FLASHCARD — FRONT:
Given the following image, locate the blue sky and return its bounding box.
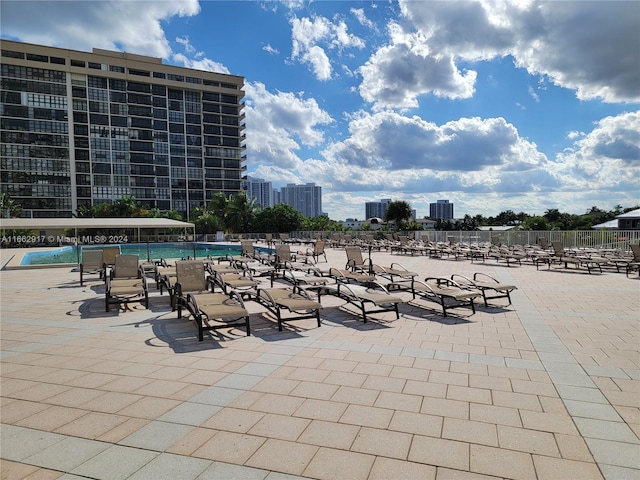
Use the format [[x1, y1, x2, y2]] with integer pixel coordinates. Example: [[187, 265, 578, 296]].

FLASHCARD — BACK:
[[2, 0, 639, 220]]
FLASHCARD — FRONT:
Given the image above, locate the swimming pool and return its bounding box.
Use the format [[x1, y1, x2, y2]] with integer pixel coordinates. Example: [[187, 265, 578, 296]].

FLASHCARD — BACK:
[[19, 242, 260, 266]]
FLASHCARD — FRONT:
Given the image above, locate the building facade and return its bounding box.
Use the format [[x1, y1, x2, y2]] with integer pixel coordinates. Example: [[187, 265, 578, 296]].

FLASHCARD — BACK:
[[280, 183, 322, 218], [430, 199, 454, 220], [365, 198, 391, 220], [0, 40, 246, 219], [244, 175, 273, 210]]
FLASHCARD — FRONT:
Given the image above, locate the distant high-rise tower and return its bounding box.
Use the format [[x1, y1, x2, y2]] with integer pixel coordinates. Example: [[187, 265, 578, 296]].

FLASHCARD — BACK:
[[430, 199, 453, 220], [244, 176, 273, 209], [280, 183, 322, 218], [365, 198, 391, 220]]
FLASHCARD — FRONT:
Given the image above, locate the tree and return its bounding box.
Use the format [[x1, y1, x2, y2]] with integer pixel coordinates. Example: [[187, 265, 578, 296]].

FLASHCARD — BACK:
[[253, 204, 304, 233], [385, 201, 412, 229], [302, 214, 343, 232], [207, 192, 229, 223], [226, 192, 257, 233], [111, 195, 142, 217], [0, 193, 23, 218], [193, 210, 223, 234]]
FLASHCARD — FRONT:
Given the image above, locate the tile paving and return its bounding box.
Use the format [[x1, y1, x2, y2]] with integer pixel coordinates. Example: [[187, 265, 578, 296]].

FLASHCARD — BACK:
[[1, 244, 639, 479]]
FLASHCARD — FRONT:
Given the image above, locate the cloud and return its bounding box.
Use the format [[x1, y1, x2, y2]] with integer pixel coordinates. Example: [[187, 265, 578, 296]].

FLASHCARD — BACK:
[[386, 0, 640, 105], [243, 82, 334, 169], [351, 8, 376, 31], [0, 0, 200, 58], [322, 112, 545, 173], [263, 44, 280, 55], [554, 111, 640, 191], [171, 52, 230, 75], [290, 14, 365, 80], [358, 23, 477, 110]]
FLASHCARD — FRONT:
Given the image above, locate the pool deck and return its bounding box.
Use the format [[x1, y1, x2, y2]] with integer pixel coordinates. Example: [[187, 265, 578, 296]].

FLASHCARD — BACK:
[[1, 245, 639, 479]]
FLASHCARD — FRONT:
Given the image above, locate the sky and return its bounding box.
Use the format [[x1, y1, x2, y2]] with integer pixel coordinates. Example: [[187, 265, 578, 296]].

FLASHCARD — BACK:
[[1, 0, 639, 221]]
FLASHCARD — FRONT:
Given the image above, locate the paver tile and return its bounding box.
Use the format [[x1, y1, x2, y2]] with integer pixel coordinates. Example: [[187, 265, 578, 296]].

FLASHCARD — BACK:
[[248, 414, 310, 441], [165, 427, 218, 456], [193, 431, 266, 464], [127, 452, 211, 480], [339, 404, 394, 429], [469, 444, 536, 480], [369, 457, 436, 480], [497, 425, 560, 456], [388, 410, 443, 437], [519, 410, 579, 435], [532, 455, 604, 480], [351, 427, 413, 459], [408, 435, 470, 470], [71, 444, 159, 480], [246, 439, 318, 476], [293, 398, 348, 422], [303, 447, 375, 480]]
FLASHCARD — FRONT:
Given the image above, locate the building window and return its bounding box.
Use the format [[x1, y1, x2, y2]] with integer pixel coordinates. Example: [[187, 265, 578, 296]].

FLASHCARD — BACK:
[[71, 59, 85, 67], [128, 68, 150, 77], [26, 53, 48, 62], [109, 65, 125, 73], [2, 49, 25, 59]]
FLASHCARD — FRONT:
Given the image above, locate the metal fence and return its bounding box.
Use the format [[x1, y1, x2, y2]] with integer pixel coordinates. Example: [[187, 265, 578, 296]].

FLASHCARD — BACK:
[[190, 230, 639, 251]]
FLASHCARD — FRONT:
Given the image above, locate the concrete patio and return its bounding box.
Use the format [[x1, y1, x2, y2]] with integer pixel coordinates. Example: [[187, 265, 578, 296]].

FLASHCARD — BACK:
[[1, 245, 639, 480]]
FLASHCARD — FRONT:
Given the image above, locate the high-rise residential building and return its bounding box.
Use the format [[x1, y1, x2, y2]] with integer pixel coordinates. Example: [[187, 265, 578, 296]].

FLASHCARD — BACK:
[[244, 175, 273, 209], [365, 198, 391, 220], [430, 199, 454, 220], [280, 183, 322, 218], [0, 40, 246, 219]]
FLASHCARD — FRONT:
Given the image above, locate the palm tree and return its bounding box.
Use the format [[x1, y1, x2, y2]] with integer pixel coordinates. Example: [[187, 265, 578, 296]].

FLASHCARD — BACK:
[[206, 192, 229, 224], [0, 193, 23, 218], [111, 195, 141, 217], [226, 192, 257, 233]]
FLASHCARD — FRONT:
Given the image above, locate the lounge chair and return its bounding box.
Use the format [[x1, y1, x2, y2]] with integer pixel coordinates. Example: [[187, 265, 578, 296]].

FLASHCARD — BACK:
[[304, 240, 327, 263], [450, 273, 517, 307], [280, 266, 331, 297], [345, 246, 372, 274], [232, 245, 276, 280], [101, 245, 121, 274], [485, 246, 524, 266], [409, 277, 481, 317], [328, 267, 377, 285], [256, 287, 322, 331], [80, 248, 104, 286], [173, 260, 214, 315], [318, 281, 403, 323], [371, 263, 417, 292], [372, 263, 418, 282], [544, 241, 607, 273], [181, 291, 250, 340], [105, 254, 148, 312], [211, 271, 259, 297], [274, 244, 308, 270]]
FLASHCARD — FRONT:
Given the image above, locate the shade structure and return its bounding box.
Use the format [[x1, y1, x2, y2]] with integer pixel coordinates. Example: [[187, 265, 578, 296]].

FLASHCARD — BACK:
[[0, 217, 196, 243]]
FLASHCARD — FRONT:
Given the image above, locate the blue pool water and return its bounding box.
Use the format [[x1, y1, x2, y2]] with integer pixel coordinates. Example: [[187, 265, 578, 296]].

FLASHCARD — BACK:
[[20, 242, 254, 265]]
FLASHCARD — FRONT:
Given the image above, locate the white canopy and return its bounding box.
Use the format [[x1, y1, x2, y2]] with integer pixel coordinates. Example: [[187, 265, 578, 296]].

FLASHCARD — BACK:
[[0, 218, 195, 242]]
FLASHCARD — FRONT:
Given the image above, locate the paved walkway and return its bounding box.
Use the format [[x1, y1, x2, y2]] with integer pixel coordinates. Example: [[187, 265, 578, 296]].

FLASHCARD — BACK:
[[1, 245, 639, 479]]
